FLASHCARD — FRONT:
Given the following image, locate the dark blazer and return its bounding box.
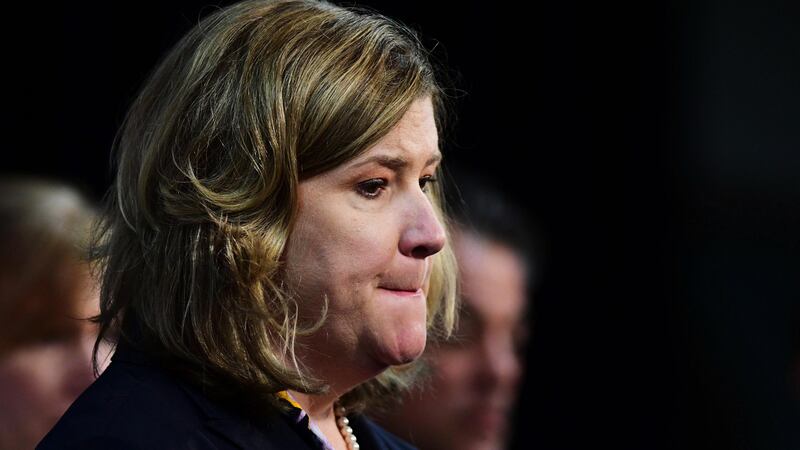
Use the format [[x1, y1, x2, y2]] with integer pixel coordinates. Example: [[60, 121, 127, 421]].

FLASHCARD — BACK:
[[38, 345, 415, 450]]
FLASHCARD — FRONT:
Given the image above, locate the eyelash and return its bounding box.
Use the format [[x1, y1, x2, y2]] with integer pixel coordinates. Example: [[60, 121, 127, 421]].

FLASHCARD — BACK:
[[355, 176, 437, 199], [420, 175, 437, 192], [356, 179, 387, 199]]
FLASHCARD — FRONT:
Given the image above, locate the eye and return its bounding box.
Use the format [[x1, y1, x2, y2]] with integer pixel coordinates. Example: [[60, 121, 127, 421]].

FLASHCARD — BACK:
[[419, 175, 437, 193], [356, 178, 387, 199]]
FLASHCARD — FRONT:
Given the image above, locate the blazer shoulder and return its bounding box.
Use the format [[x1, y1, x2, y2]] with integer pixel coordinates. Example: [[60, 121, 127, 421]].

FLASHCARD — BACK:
[[37, 360, 218, 449], [350, 415, 418, 450]]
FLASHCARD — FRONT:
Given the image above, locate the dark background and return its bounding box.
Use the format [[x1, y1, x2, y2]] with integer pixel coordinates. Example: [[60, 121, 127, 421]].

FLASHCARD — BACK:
[[5, 1, 799, 449]]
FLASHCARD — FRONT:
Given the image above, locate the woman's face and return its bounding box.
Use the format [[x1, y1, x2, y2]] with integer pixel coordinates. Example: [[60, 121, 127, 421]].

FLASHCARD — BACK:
[[284, 97, 445, 383]]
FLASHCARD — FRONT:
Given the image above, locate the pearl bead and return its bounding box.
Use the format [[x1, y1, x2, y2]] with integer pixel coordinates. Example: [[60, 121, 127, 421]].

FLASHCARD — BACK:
[[334, 402, 358, 450]]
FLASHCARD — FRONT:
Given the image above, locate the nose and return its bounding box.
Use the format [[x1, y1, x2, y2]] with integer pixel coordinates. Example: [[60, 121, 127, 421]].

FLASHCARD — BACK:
[[398, 191, 446, 259]]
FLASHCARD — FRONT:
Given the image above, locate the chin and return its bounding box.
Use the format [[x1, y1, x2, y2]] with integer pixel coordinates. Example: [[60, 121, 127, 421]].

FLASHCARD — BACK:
[[374, 325, 427, 367]]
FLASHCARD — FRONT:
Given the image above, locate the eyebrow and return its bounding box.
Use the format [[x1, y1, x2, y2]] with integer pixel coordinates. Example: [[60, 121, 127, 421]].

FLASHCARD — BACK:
[[350, 152, 442, 171]]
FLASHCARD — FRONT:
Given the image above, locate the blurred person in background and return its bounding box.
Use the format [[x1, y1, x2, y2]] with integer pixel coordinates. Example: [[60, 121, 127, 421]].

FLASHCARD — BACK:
[[374, 169, 541, 450], [0, 178, 103, 450]]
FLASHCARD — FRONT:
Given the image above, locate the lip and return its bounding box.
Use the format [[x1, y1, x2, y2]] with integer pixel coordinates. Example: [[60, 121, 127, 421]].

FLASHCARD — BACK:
[[378, 287, 424, 297]]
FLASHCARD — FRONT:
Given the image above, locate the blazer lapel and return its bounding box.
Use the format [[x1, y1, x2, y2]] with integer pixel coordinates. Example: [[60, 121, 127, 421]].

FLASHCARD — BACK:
[[177, 377, 314, 449]]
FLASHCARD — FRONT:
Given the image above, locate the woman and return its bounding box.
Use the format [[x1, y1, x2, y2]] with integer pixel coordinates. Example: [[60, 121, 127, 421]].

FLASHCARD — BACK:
[[39, 1, 456, 449], [0, 179, 102, 450]]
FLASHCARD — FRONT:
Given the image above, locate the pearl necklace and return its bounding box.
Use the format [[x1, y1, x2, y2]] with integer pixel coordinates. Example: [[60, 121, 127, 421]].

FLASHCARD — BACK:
[[334, 403, 359, 450]]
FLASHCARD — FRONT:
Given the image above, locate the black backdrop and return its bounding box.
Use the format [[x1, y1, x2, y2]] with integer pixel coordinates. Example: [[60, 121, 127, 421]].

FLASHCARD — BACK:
[[5, 1, 800, 449]]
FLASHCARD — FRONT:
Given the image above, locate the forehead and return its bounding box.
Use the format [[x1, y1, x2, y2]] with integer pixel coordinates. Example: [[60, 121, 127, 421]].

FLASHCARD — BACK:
[[348, 97, 441, 167], [454, 231, 528, 321]]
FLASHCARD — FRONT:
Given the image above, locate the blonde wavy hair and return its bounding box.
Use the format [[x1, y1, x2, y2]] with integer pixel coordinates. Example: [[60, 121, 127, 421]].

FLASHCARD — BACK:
[[91, 0, 457, 411]]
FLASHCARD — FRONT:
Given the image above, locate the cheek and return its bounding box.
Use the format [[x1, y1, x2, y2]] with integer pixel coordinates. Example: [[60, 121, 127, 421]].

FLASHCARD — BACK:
[[336, 229, 392, 276], [290, 215, 396, 293], [287, 183, 403, 318], [338, 212, 397, 258]]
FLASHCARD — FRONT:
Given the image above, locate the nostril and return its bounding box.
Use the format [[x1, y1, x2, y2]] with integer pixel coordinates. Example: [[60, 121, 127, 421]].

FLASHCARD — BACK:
[[411, 245, 434, 259], [408, 230, 445, 259]]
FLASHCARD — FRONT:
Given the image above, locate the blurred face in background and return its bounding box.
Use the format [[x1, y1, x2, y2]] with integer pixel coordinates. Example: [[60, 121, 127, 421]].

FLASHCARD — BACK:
[[0, 262, 103, 450], [379, 229, 529, 450]]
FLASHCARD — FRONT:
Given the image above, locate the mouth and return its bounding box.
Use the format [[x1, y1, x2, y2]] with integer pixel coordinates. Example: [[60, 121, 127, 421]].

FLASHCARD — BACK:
[[378, 286, 424, 297], [378, 268, 427, 298]]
